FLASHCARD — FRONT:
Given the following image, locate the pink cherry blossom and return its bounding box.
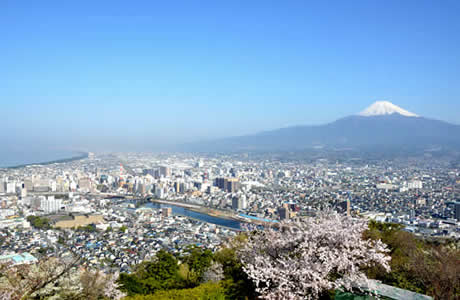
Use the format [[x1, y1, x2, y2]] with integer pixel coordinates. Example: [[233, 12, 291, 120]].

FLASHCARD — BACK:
[[238, 213, 390, 299]]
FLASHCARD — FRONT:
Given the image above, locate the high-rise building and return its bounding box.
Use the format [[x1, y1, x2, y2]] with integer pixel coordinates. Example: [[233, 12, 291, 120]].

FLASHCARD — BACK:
[[278, 207, 289, 220], [78, 178, 91, 192], [232, 197, 239, 210], [50, 181, 57, 192], [137, 183, 146, 195], [31, 197, 42, 209], [162, 207, 172, 217], [155, 186, 166, 199], [216, 177, 240, 193], [34, 179, 50, 192], [159, 166, 171, 178], [20, 188, 27, 198], [232, 196, 246, 210], [240, 195, 247, 210], [40, 196, 62, 214], [23, 179, 33, 191], [226, 178, 240, 193], [455, 202, 460, 221], [215, 177, 226, 190], [174, 182, 185, 194], [6, 182, 16, 194]]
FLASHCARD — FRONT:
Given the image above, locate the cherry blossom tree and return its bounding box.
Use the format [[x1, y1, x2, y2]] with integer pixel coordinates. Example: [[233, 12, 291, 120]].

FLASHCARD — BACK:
[[79, 269, 126, 300], [238, 213, 391, 299], [0, 256, 125, 300], [201, 261, 224, 283], [0, 256, 80, 300]]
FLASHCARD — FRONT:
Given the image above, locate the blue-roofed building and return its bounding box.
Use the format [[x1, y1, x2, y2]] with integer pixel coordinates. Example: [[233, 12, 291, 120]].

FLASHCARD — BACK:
[[239, 213, 279, 223], [0, 252, 38, 265]]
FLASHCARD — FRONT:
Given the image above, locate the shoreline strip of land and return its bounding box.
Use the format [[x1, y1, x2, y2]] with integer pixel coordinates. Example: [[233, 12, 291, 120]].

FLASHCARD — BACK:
[[3, 152, 89, 169]]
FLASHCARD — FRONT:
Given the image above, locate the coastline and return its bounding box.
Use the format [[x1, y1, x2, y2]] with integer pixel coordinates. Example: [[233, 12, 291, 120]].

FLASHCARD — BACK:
[[3, 151, 89, 169]]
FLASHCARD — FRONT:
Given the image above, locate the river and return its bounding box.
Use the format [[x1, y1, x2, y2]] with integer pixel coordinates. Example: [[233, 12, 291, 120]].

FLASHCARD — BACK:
[[141, 202, 242, 230]]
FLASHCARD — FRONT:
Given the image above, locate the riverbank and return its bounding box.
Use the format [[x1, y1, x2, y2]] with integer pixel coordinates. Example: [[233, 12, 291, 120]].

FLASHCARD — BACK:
[[145, 201, 243, 230], [149, 199, 278, 227], [151, 199, 241, 221], [4, 151, 88, 169]]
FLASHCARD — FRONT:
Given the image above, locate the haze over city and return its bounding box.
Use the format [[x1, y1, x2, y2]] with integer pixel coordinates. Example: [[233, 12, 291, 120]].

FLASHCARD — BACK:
[[2, 1, 460, 153], [1, 2, 460, 300]]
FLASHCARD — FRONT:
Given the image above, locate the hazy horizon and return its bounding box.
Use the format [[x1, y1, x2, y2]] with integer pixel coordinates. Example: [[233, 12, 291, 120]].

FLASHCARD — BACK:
[[2, 1, 460, 152]]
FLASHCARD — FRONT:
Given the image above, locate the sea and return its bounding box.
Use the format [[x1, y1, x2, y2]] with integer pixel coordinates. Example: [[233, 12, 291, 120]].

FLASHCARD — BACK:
[[0, 149, 85, 168]]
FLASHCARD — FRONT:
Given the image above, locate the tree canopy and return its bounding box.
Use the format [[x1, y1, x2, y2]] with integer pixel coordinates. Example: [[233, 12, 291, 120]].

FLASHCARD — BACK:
[[238, 213, 391, 299], [364, 220, 460, 300], [26, 216, 51, 230]]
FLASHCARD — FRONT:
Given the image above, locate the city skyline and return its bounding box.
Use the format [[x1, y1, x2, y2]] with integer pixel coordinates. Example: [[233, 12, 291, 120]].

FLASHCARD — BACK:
[[1, 2, 459, 296]]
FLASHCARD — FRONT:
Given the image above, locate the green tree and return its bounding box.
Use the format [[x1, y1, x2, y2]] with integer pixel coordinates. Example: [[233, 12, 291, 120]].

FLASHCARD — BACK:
[[118, 240, 258, 299], [180, 246, 214, 287], [57, 236, 66, 245], [364, 220, 460, 299], [118, 273, 146, 295], [214, 235, 258, 300], [27, 216, 51, 230], [76, 224, 97, 232], [118, 250, 185, 295], [124, 282, 225, 300]]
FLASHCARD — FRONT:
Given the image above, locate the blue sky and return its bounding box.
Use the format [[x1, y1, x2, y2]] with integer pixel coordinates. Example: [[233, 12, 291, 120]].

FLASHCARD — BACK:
[[1, 1, 459, 151]]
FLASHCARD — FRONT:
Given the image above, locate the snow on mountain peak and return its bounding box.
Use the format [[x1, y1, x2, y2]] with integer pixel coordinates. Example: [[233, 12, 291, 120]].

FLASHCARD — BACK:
[[359, 101, 418, 117]]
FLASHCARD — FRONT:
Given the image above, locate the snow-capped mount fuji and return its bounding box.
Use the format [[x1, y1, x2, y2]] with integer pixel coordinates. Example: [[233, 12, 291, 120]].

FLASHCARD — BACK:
[[359, 101, 418, 117], [182, 101, 460, 153]]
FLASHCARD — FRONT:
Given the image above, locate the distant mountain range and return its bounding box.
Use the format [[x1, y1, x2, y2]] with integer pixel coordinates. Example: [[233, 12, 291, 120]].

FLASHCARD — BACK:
[[183, 101, 460, 153]]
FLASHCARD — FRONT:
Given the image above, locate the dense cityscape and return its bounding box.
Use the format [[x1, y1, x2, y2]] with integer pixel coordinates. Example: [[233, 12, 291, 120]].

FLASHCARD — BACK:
[[1, 152, 459, 275], [2, 1, 460, 298]]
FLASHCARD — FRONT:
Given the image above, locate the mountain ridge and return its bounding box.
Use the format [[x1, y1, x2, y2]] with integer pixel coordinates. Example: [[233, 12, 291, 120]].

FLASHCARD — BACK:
[[182, 102, 460, 153]]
